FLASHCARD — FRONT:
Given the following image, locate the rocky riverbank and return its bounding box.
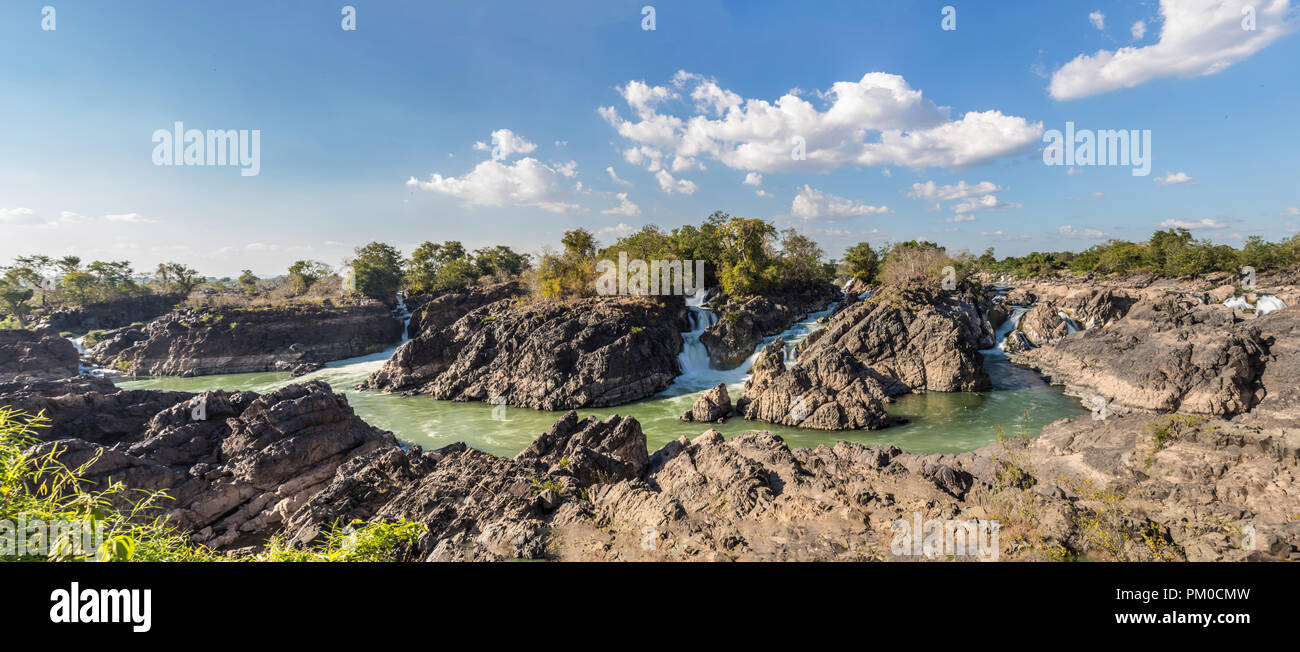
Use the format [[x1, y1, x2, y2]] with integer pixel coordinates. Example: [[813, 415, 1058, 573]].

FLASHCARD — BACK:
[[361, 295, 686, 409], [7, 365, 1295, 560], [84, 303, 403, 377]]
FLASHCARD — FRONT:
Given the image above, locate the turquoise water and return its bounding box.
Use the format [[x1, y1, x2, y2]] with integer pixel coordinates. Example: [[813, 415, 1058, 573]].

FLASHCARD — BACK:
[[114, 306, 1088, 456]]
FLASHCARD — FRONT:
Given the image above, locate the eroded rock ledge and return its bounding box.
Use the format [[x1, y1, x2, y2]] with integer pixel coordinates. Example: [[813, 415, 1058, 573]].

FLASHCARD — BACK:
[[699, 284, 842, 369], [9, 377, 1296, 561], [85, 303, 403, 377], [361, 295, 685, 409]]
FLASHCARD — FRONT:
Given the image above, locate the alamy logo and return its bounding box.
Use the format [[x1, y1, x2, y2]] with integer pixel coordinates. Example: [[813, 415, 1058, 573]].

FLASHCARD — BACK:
[[891, 512, 1000, 561], [1042, 122, 1151, 176], [152, 122, 261, 176], [596, 252, 705, 297], [49, 582, 152, 633]]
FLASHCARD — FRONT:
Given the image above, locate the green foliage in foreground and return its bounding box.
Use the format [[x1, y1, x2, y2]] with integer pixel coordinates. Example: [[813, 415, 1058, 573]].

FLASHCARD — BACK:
[[0, 407, 425, 562]]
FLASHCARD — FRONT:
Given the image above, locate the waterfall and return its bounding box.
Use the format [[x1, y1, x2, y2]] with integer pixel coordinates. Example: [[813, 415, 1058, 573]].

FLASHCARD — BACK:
[[393, 291, 412, 343], [993, 306, 1030, 352], [677, 291, 716, 378], [1223, 294, 1287, 315], [1057, 311, 1081, 334]]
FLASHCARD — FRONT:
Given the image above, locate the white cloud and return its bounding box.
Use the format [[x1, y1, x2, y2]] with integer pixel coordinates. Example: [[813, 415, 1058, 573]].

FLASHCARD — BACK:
[[907, 180, 1003, 201], [58, 211, 90, 224], [598, 223, 638, 238], [1057, 225, 1109, 239], [554, 160, 578, 178], [1089, 11, 1106, 30], [1155, 171, 1198, 186], [742, 172, 763, 186], [601, 70, 1042, 174], [953, 194, 1022, 214], [0, 207, 42, 225], [1050, 0, 1296, 101], [606, 166, 630, 186], [654, 169, 698, 195], [945, 214, 976, 223], [791, 185, 891, 221], [1131, 20, 1148, 40], [471, 128, 538, 159], [1159, 218, 1227, 229], [756, 189, 772, 198], [105, 213, 158, 224], [1281, 207, 1300, 216], [1066, 191, 1106, 201], [407, 157, 579, 213], [601, 192, 642, 216]]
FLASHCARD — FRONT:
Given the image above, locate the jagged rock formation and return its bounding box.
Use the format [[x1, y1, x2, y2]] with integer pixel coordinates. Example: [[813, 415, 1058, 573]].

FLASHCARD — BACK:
[[0, 376, 191, 444], [404, 282, 524, 339], [24, 380, 396, 548], [40, 293, 186, 333], [736, 337, 891, 430], [699, 284, 841, 369], [84, 303, 402, 377], [0, 328, 79, 381], [1013, 297, 1271, 415], [360, 296, 684, 409], [679, 383, 732, 423]]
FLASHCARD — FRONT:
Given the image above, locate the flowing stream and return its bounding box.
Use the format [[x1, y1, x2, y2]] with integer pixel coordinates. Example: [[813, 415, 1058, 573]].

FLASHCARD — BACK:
[[114, 294, 1088, 456]]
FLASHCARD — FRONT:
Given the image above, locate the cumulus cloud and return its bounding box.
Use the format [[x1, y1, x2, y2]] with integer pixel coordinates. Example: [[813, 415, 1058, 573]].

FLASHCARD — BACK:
[[1050, 0, 1296, 101], [598, 223, 638, 238], [756, 189, 772, 198], [105, 213, 158, 224], [1089, 11, 1106, 30], [601, 71, 1042, 174], [0, 207, 42, 224], [654, 169, 698, 195], [407, 157, 580, 213], [790, 185, 891, 221], [1057, 225, 1109, 239], [907, 180, 1003, 201], [1155, 171, 1198, 186], [472, 128, 538, 159], [743, 172, 763, 186], [601, 192, 642, 216], [606, 166, 630, 186], [1159, 218, 1227, 229], [953, 194, 1022, 214], [1131, 20, 1148, 40]]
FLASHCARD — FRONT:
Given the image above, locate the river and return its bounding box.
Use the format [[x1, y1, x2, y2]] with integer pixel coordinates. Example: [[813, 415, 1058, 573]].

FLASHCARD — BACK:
[[114, 293, 1089, 456]]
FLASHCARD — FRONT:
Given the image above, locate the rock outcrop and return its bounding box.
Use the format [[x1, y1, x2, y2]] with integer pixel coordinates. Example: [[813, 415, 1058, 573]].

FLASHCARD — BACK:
[[361, 296, 684, 409], [85, 303, 402, 377], [736, 337, 891, 430], [23, 380, 397, 548], [41, 293, 186, 333], [679, 383, 732, 423], [699, 284, 841, 369], [284, 409, 1300, 561], [404, 282, 523, 339], [1013, 297, 1269, 415], [0, 328, 79, 381]]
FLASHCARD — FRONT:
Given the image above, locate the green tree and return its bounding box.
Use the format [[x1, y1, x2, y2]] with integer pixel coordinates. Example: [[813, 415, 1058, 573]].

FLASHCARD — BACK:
[[472, 245, 531, 278], [350, 242, 405, 301], [842, 242, 882, 283], [0, 272, 35, 328], [286, 260, 331, 294], [237, 270, 259, 297], [168, 263, 203, 296]]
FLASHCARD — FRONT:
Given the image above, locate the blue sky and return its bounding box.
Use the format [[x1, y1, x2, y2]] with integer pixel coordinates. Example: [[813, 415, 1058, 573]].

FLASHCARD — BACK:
[[2, 0, 1298, 277]]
